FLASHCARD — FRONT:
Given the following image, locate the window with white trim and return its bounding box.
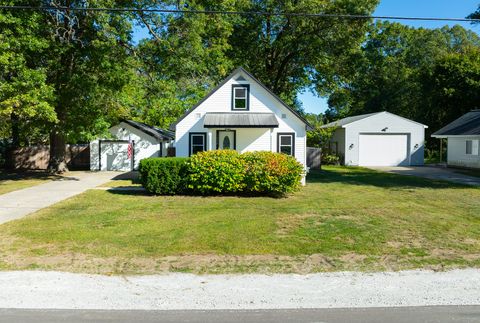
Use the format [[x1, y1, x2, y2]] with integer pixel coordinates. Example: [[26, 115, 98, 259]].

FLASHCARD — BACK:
[[232, 84, 249, 110], [277, 133, 295, 156], [466, 139, 479, 155], [466, 140, 473, 155], [190, 133, 206, 156]]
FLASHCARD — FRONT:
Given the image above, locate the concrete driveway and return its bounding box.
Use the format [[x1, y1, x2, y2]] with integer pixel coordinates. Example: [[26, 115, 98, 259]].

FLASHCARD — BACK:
[[369, 166, 480, 186], [0, 172, 119, 225]]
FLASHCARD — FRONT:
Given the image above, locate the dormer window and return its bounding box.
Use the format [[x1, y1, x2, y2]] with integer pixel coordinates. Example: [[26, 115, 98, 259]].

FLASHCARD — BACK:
[[232, 84, 250, 110]]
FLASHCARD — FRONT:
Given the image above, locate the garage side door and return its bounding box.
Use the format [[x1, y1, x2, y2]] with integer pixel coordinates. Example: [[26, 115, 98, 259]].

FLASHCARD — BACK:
[[100, 142, 131, 171], [359, 134, 409, 167]]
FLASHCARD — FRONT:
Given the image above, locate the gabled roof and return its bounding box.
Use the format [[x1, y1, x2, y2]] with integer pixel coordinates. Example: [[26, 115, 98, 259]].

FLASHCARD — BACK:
[[320, 111, 427, 129], [432, 110, 480, 137], [320, 112, 380, 128], [169, 67, 312, 131], [120, 119, 175, 141]]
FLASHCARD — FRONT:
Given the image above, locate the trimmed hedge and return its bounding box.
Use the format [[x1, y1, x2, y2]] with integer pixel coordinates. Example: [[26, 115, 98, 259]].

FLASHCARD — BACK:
[[139, 151, 304, 196], [138, 157, 188, 195]]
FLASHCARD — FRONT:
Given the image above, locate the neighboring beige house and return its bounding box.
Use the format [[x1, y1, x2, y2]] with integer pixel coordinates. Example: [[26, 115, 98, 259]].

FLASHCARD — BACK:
[[321, 112, 427, 166], [170, 67, 312, 174], [432, 110, 480, 169]]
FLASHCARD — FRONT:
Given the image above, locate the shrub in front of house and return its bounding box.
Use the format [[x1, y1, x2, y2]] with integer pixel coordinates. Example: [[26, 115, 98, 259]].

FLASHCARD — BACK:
[[242, 151, 304, 195], [139, 151, 304, 196], [185, 150, 246, 195], [139, 157, 189, 195]]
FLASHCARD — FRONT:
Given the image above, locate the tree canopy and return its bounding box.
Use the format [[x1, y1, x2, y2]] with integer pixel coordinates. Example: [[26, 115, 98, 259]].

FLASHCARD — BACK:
[[327, 22, 480, 141], [1, 1, 480, 170]]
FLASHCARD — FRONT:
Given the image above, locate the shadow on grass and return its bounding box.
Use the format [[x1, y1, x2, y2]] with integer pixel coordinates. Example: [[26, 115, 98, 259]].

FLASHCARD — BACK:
[[0, 170, 68, 182], [307, 167, 471, 189], [111, 171, 140, 183]]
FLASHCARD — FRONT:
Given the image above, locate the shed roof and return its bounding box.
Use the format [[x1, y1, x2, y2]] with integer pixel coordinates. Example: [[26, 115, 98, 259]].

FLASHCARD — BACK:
[[432, 110, 480, 137], [320, 112, 380, 128], [203, 112, 279, 128], [121, 120, 175, 141], [320, 111, 427, 129]]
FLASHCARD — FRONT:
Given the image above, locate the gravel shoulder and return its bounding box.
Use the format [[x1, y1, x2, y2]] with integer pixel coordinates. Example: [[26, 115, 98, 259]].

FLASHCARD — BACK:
[[0, 269, 479, 310]]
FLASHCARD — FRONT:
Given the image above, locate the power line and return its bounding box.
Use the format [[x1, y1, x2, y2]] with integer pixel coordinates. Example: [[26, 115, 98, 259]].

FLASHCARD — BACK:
[[0, 5, 479, 23]]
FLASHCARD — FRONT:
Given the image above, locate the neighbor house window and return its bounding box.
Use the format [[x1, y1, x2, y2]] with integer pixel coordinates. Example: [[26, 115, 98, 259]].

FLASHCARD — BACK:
[[189, 132, 207, 156], [466, 140, 473, 155], [277, 133, 295, 156], [232, 84, 249, 110]]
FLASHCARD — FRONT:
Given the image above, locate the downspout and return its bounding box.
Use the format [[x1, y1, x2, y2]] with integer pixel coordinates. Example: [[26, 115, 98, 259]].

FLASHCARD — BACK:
[[270, 128, 273, 152]]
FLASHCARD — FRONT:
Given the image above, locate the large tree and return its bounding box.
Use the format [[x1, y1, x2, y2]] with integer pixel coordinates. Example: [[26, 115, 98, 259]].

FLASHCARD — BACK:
[[327, 22, 480, 143], [132, 0, 379, 126], [39, 0, 136, 172], [0, 2, 55, 150]]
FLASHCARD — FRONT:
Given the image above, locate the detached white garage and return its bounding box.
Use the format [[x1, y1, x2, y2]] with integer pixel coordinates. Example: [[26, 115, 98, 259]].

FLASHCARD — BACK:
[[322, 112, 427, 166], [90, 120, 174, 171]]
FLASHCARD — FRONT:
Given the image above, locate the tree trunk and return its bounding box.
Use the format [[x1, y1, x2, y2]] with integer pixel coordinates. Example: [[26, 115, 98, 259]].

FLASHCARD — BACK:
[[5, 112, 20, 169], [48, 129, 68, 173]]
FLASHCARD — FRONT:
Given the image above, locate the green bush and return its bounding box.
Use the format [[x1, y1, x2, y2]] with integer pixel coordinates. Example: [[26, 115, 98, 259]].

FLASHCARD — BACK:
[[242, 151, 304, 195], [138, 157, 188, 195], [321, 153, 340, 165], [186, 150, 246, 194], [139, 151, 305, 196]]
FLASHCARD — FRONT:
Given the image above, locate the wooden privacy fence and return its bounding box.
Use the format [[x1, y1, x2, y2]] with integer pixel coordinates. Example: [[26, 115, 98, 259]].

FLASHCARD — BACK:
[[306, 147, 322, 170], [11, 145, 90, 170]]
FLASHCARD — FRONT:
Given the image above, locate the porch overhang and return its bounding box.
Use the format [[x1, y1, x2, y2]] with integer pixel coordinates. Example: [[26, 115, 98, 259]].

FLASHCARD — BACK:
[[203, 112, 279, 128]]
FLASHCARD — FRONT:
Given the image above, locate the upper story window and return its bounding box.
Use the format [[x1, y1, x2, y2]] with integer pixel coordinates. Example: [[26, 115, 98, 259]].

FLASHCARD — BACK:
[[232, 84, 250, 110]]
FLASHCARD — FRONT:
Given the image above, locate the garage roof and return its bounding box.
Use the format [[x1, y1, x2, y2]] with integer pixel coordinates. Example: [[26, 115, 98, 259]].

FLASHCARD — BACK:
[[320, 111, 427, 129], [203, 112, 279, 128], [432, 110, 480, 137], [121, 120, 175, 141]]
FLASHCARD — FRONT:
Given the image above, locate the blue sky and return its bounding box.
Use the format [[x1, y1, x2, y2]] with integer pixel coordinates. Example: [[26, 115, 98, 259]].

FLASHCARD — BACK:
[[133, 1, 480, 114], [298, 0, 480, 114]]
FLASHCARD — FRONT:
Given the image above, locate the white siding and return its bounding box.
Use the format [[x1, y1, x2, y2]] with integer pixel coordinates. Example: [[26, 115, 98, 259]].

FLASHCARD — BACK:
[[447, 137, 480, 169], [175, 70, 307, 169], [90, 122, 163, 171], [342, 112, 426, 166]]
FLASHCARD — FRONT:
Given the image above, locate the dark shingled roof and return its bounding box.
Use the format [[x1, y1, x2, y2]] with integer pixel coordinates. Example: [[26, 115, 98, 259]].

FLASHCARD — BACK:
[[203, 112, 279, 128], [121, 119, 175, 140], [432, 110, 480, 137]]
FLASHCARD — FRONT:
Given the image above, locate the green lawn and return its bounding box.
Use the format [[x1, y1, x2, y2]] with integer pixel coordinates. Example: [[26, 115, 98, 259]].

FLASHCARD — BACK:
[[0, 171, 61, 195], [0, 166, 479, 274]]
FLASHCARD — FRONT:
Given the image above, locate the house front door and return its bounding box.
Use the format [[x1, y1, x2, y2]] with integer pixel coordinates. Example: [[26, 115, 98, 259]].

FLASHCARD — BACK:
[[217, 130, 236, 150]]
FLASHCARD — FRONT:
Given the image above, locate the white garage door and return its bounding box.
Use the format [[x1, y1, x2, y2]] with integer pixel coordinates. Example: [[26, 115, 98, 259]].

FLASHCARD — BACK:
[[100, 141, 132, 171], [359, 134, 409, 166]]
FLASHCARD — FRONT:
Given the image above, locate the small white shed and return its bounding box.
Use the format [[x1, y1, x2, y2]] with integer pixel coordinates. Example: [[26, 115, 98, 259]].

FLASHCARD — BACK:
[[432, 110, 480, 169], [321, 112, 427, 166], [90, 120, 174, 171]]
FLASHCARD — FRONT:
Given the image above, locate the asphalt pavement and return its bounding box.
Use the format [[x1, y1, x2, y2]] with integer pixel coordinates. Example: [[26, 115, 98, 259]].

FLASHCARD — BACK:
[[0, 306, 479, 323]]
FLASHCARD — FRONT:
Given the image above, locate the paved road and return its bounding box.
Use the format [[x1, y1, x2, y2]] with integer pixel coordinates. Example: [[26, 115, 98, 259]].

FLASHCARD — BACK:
[[369, 166, 480, 186], [0, 171, 118, 225], [0, 306, 479, 323]]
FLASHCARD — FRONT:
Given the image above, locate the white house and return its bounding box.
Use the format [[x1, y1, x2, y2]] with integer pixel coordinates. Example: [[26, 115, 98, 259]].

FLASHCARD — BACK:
[[171, 67, 312, 175], [321, 112, 427, 166], [432, 110, 480, 169], [90, 120, 174, 171]]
